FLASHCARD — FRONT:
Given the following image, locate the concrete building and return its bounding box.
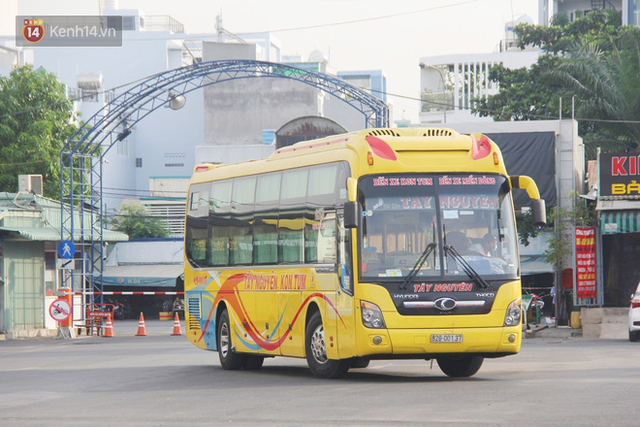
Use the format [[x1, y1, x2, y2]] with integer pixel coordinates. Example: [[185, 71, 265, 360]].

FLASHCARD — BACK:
[[419, 49, 540, 125], [539, 1, 638, 26], [338, 69, 387, 104], [0, 0, 20, 75], [197, 41, 388, 166], [0, 2, 203, 218], [420, 1, 640, 127], [2, 2, 390, 230]]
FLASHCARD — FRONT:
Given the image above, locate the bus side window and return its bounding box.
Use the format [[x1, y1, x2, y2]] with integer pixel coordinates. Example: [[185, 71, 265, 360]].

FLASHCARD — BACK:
[[279, 224, 304, 263], [209, 237, 229, 265], [305, 164, 340, 264], [186, 184, 210, 267], [304, 212, 319, 263], [208, 180, 232, 266], [306, 211, 337, 264], [280, 168, 308, 263], [254, 172, 281, 265], [229, 176, 256, 265], [253, 222, 277, 264], [230, 234, 253, 265]]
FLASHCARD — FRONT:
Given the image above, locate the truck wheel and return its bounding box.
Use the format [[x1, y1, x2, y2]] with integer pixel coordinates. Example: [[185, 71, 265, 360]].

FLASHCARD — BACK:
[[436, 355, 484, 377], [305, 312, 349, 379], [217, 309, 245, 370]]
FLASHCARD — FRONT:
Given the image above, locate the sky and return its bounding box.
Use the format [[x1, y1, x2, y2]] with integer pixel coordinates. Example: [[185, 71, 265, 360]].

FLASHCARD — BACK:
[[17, 0, 540, 123]]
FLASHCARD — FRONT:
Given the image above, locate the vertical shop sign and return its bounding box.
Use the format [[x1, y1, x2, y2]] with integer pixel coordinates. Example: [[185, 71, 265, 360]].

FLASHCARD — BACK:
[[575, 227, 596, 298]]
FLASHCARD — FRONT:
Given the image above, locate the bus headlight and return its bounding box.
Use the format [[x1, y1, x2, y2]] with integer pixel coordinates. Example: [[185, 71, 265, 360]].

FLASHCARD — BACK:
[[504, 298, 522, 326], [361, 300, 386, 329]]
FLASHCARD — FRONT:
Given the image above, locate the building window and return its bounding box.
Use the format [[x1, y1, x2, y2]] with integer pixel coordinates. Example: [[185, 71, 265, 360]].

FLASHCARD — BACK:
[[136, 158, 142, 168], [117, 139, 128, 156], [122, 16, 137, 31], [80, 89, 98, 102], [164, 153, 185, 168], [341, 75, 371, 93]]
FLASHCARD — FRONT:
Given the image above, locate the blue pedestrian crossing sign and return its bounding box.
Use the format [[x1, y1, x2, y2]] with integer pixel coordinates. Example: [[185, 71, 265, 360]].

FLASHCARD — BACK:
[[57, 241, 75, 259]]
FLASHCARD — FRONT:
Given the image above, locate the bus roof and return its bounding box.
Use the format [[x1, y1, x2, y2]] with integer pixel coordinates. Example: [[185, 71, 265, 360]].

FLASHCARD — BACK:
[[189, 127, 507, 184]]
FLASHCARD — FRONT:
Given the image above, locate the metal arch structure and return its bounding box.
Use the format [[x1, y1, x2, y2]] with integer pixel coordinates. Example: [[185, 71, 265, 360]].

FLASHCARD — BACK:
[[59, 59, 389, 292]]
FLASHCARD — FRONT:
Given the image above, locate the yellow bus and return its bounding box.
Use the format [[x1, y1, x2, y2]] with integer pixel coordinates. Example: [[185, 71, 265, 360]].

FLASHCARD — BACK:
[[184, 127, 545, 378]]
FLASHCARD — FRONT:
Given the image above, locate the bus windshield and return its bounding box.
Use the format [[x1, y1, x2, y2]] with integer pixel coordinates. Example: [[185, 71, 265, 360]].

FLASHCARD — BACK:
[[358, 173, 518, 281]]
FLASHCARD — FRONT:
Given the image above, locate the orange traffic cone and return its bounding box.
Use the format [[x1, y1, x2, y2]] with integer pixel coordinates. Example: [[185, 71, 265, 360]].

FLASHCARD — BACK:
[[136, 312, 147, 336], [171, 312, 182, 336], [103, 313, 114, 337]]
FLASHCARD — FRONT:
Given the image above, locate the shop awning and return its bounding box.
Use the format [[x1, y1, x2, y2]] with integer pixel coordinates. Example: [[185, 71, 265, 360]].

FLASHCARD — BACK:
[[0, 226, 128, 242], [94, 264, 183, 288], [596, 199, 640, 235], [600, 210, 640, 235]]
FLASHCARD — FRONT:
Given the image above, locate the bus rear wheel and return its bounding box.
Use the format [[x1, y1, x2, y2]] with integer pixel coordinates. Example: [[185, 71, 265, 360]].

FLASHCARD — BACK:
[[305, 312, 349, 379], [217, 309, 246, 370], [436, 355, 484, 377]]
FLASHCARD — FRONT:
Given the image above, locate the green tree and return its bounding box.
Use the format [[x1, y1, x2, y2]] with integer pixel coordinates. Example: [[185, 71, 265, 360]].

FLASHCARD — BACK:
[[473, 54, 565, 121], [110, 203, 169, 238], [516, 9, 623, 55], [548, 29, 640, 158], [542, 192, 596, 272], [473, 9, 638, 157], [0, 65, 77, 197]]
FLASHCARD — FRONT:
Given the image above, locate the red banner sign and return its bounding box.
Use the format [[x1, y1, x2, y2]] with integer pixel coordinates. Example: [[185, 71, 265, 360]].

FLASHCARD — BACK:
[[575, 227, 596, 298]]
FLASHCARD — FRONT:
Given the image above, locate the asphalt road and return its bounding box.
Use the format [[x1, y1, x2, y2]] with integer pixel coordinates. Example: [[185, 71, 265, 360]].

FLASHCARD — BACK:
[[1, 319, 639, 427]]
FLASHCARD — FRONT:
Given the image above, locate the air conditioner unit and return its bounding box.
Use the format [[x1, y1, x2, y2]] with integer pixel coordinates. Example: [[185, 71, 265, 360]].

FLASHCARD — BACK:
[[18, 174, 43, 195]]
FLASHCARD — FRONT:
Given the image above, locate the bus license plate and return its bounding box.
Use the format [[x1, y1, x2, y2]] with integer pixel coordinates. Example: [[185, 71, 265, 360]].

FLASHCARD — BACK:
[[431, 334, 463, 343]]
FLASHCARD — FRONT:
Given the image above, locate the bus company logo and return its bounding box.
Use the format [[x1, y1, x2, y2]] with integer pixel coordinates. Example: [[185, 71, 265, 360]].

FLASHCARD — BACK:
[[392, 293, 419, 299], [434, 297, 457, 311], [412, 282, 473, 293], [22, 19, 44, 43], [475, 292, 495, 298]]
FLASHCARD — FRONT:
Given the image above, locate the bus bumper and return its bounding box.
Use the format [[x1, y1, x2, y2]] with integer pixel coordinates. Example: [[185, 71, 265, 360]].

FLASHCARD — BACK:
[[357, 326, 521, 358]]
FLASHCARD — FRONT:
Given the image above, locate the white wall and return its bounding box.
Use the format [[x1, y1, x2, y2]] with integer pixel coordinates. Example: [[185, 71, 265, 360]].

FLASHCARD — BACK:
[[28, 29, 204, 209], [418, 50, 541, 125]]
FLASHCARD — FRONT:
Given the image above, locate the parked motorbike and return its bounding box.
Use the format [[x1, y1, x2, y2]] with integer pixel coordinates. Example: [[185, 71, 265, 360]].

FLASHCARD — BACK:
[[105, 297, 132, 320]]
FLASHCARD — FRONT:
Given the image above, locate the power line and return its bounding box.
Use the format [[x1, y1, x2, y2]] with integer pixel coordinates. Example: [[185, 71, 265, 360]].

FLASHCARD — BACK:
[[376, 87, 640, 124], [254, 1, 478, 33], [0, 70, 171, 121], [5, 61, 640, 127], [103, 186, 186, 194], [0, 159, 45, 167]]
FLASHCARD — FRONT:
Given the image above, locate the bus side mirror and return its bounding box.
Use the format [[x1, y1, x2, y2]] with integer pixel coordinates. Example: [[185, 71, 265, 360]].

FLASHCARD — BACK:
[[344, 202, 358, 229], [532, 199, 546, 226]]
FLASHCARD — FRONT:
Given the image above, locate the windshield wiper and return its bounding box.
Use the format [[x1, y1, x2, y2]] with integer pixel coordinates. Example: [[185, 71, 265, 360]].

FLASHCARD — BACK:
[[400, 243, 437, 290], [444, 245, 491, 289]]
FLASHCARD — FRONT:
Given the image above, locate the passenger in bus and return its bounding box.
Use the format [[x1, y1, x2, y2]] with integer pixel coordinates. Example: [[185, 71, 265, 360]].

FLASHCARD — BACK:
[[469, 233, 497, 257], [445, 231, 472, 254], [362, 246, 381, 273]]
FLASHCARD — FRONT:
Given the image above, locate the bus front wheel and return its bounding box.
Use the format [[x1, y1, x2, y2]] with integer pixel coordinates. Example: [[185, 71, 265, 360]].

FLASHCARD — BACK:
[[217, 309, 246, 370], [305, 312, 349, 379], [436, 355, 484, 377]]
